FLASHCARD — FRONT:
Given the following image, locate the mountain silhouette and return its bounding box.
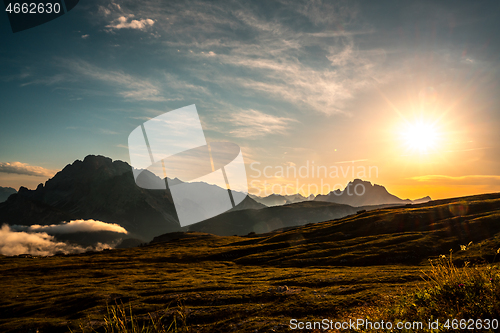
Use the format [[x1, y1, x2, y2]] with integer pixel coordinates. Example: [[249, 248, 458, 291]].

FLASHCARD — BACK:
[[0, 155, 262, 242], [0, 155, 180, 241], [314, 179, 431, 206]]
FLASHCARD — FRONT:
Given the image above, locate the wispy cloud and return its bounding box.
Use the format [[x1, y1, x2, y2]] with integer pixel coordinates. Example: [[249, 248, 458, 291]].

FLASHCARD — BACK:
[[14, 1, 386, 115], [62, 59, 166, 102], [163, 73, 210, 96], [444, 147, 492, 153], [94, 0, 385, 115], [336, 159, 369, 164], [306, 30, 373, 38], [220, 109, 297, 138], [191, 36, 379, 115], [19, 73, 71, 87], [0, 162, 56, 177], [98, 2, 120, 16], [1, 70, 31, 82], [12, 57, 168, 102], [408, 175, 500, 185], [99, 128, 119, 135]]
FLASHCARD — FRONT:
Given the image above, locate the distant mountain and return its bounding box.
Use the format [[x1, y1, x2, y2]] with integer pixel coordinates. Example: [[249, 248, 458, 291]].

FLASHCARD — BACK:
[[412, 196, 432, 204], [0, 155, 262, 242], [0, 187, 16, 203], [314, 179, 430, 206], [249, 193, 315, 206]]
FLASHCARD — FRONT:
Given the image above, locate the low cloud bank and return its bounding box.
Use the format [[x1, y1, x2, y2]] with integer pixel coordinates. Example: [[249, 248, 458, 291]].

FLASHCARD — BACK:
[[0, 219, 128, 256], [13, 219, 128, 234], [0, 161, 55, 177]]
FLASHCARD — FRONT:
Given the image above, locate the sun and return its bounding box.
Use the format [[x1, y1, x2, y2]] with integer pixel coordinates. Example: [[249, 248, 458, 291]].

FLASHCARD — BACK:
[[400, 120, 440, 153]]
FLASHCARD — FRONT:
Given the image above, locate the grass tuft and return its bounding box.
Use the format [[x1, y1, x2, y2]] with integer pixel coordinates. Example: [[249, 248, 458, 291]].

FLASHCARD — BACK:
[[73, 300, 188, 333]]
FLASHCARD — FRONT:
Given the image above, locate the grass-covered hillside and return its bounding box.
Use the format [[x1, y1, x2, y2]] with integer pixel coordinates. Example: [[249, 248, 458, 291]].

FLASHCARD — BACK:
[[1, 193, 499, 332]]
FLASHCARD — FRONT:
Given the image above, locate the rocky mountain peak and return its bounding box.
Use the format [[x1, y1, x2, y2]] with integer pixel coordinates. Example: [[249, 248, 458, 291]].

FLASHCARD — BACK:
[[315, 179, 413, 207], [42, 155, 131, 191]]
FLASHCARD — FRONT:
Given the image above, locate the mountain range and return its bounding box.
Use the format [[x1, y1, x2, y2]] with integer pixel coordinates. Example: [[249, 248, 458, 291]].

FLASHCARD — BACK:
[[0, 155, 431, 249], [250, 179, 430, 207], [249, 193, 315, 206], [0, 155, 265, 244]]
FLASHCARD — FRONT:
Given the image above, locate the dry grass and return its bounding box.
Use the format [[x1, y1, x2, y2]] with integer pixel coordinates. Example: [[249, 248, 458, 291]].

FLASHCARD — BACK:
[[72, 300, 188, 333], [344, 246, 500, 332]]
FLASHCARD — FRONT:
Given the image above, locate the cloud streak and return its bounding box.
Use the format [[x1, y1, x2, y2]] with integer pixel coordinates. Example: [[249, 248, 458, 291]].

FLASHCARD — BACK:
[[408, 175, 500, 186], [224, 109, 297, 138], [94, 0, 385, 115], [0, 162, 56, 177], [13, 219, 128, 234], [63, 59, 166, 102]]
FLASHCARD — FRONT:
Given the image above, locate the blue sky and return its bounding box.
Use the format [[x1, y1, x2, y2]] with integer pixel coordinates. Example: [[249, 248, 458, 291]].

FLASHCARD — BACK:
[[1, 0, 500, 199]]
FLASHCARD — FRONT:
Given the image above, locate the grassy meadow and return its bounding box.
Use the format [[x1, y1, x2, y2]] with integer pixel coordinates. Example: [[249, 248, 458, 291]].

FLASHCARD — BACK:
[[1, 193, 499, 332]]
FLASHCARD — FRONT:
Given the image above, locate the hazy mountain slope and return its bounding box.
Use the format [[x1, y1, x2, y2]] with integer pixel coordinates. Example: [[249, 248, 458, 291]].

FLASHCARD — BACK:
[[187, 201, 360, 236], [249, 194, 288, 206], [0, 187, 16, 203], [412, 196, 432, 204], [229, 195, 266, 211], [178, 201, 407, 237]]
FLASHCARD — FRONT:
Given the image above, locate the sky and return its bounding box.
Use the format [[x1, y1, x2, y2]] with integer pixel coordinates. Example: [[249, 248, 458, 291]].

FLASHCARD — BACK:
[[1, 0, 499, 200]]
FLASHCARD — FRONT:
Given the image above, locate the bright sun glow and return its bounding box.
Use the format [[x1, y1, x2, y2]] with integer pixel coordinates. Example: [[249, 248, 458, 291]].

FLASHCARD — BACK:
[[401, 120, 440, 153]]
